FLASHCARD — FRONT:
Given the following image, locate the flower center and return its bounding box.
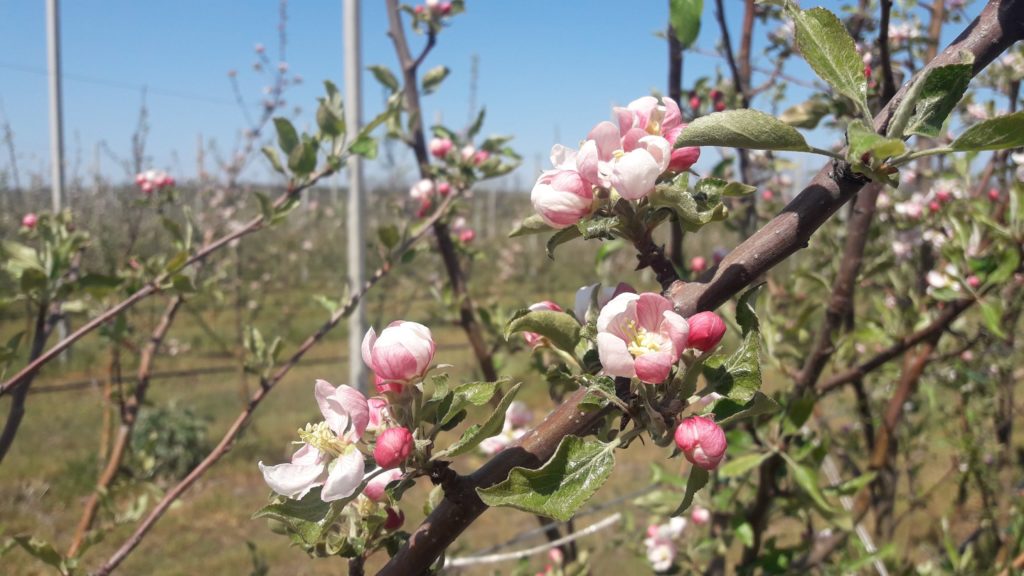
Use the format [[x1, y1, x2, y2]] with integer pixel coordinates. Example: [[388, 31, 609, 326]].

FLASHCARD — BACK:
[[625, 324, 664, 358], [298, 421, 348, 457]]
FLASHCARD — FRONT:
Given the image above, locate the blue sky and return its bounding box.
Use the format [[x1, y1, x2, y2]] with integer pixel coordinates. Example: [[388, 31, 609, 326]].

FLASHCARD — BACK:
[[0, 1, 979, 189]]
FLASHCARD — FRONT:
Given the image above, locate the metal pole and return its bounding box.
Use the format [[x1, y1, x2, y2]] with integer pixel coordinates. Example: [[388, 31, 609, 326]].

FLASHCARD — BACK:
[[46, 0, 65, 213], [344, 0, 368, 392]]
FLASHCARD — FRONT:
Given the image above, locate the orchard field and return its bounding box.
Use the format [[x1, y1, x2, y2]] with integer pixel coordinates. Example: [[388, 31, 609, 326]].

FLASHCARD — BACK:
[[1, 1, 1024, 575]]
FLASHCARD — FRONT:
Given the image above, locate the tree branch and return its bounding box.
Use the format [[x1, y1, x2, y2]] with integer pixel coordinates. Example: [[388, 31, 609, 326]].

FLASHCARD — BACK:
[[380, 2, 1024, 570]]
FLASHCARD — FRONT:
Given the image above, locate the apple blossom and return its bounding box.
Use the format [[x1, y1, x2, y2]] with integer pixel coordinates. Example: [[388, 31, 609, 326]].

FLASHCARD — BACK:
[[366, 396, 389, 432], [409, 178, 435, 201], [690, 256, 707, 273], [687, 311, 726, 352], [429, 137, 453, 158], [646, 540, 676, 573], [362, 321, 436, 384], [675, 415, 728, 470], [596, 292, 690, 384], [374, 427, 414, 469], [258, 380, 370, 502], [522, 301, 564, 348], [21, 213, 38, 230], [505, 400, 534, 428], [691, 506, 711, 525], [363, 468, 403, 502], [460, 144, 476, 160], [530, 169, 593, 229]]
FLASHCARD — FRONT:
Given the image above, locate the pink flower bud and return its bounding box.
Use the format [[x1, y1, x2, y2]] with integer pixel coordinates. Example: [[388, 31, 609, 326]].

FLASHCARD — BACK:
[[690, 506, 711, 525], [21, 213, 38, 229], [384, 507, 405, 530], [714, 100, 727, 112], [548, 548, 564, 565], [687, 311, 726, 352], [374, 427, 414, 469], [530, 169, 593, 229], [277, 61, 288, 73], [473, 150, 491, 165], [960, 350, 974, 362], [761, 189, 775, 202], [254, 43, 265, 54], [429, 137, 453, 158], [967, 275, 981, 288], [361, 321, 436, 383], [690, 256, 707, 274], [674, 416, 727, 470], [458, 229, 475, 243], [141, 181, 154, 194], [935, 189, 952, 203], [989, 188, 1001, 201], [436, 181, 451, 197], [416, 198, 432, 218], [367, 396, 389, 432], [414, 4, 424, 14], [522, 300, 563, 348], [135, 173, 146, 185], [689, 94, 700, 111], [363, 468, 403, 502], [440, 1, 452, 14], [929, 201, 941, 213]]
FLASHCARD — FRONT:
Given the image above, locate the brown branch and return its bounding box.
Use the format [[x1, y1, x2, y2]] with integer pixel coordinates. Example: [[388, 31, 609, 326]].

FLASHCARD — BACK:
[[67, 294, 185, 557], [0, 301, 58, 464], [382, 2, 1024, 572], [91, 189, 464, 576], [385, 0, 497, 383], [879, 0, 898, 104], [0, 166, 336, 400], [795, 184, 882, 392]]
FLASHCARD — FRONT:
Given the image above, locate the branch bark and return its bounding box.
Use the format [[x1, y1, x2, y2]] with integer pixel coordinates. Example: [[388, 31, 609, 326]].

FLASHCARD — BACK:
[[381, 2, 1024, 570]]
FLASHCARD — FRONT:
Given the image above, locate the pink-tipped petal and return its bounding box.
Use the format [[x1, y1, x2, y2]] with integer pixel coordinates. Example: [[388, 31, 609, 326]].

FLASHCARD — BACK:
[[361, 327, 377, 369], [634, 351, 674, 384], [660, 311, 690, 356], [596, 333, 636, 378], [321, 448, 366, 502], [636, 293, 673, 332]]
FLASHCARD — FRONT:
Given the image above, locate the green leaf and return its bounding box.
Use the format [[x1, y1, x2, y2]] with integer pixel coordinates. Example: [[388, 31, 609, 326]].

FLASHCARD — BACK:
[[467, 108, 486, 139], [262, 146, 286, 174], [669, 0, 703, 49], [436, 379, 504, 427], [790, 6, 867, 115], [830, 471, 876, 495], [273, 118, 299, 154], [377, 225, 400, 250], [477, 436, 615, 521], [11, 536, 67, 573], [505, 309, 581, 354], [713, 390, 779, 425], [287, 138, 318, 176], [348, 134, 378, 159], [779, 98, 831, 129], [952, 111, 1024, 151], [847, 120, 906, 164], [695, 176, 756, 197], [735, 285, 761, 335], [421, 65, 450, 94], [670, 466, 709, 516], [988, 247, 1020, 285], [436, 383, 522, 458], [980, 300, 1007, 340], [367, 65, 399, 92], [545, 226, 582, 259], [781, 452, 836, 514], [650, 175, 728, 231], [702, 329, 761, 403], [76, 273, 123, 298], [901, 60, 973, 138], [253, 488, 341, 547], [509, 214, 554, 238], [675, 109, 810, 152], [316, 101, 346, 138], [718, 451, 771, 479], [579, 375, 616, 410]]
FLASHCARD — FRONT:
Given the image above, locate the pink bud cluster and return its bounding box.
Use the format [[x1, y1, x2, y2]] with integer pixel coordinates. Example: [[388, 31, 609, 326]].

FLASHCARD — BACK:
[[414, 0, 453, 17], [530, 96, 701, 229], [644, 517, 686, 572], [595, 292, 727, 385], [135, 170, 175, 194], [450, 216, 475, 244]]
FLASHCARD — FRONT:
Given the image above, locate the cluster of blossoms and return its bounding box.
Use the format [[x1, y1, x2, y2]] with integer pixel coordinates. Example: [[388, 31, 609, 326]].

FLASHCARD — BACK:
[[530, 96, 700, 229], [479, 401, 533, 456], [450, 216, 476, 244], [134, 170, 175, 194], [260, 321, 437, 511], [413, 0, 453, 18], [643, 507, 711, 571], [690, 88, 727, 114]]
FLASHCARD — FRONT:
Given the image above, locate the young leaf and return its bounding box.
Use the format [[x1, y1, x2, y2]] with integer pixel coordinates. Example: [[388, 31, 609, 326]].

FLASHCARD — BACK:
[[421, 65, 450, 94], [670, 466, 709, 516], [780, 98, 831, 129], [349, 134, 379, 159], [847, 120, 906, 163], [252, 488, 342, 547], [702, 329, 762, 403], [718, 451, 772, 479], [675, 109, 811, 152], [262, 146, 286, 174], [790, 7, 868, 116], [477, 436, 616, 521], [273, 118, 299, 154], [713, 390, 780, 425], [669, 0, 703, 49], [901, 60, 973, 138], [367, 65, 399, 92], [435, 383, 522, 458], [509, 214, 554, 238], [781, 452, 836, 514], [504, 309, 581, 354], [951, 111, 1024, 151], [545, 226, 582, 259], [695, 177, 756, 197]]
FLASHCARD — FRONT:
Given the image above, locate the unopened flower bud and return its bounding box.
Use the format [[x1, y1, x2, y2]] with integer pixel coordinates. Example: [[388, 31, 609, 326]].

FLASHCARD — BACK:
[[374, 427, 414, 469], [761, 189, 774, 202], [967, 275, 981, 288], [690, 256, 707, 274], [687, 311, 726, 352], [674, 416, 727, 470], [384, 507, 405, 530], [989, 188, 1001, 201], [714, 100, 727, 112], [429, 137, 453, 158], [690, 506, 711, 525], [21, 213, 38, 229]]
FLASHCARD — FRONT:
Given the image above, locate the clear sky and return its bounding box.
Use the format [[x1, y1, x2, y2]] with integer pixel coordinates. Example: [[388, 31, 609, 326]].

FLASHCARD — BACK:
[[0, 1, 980, 190]]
